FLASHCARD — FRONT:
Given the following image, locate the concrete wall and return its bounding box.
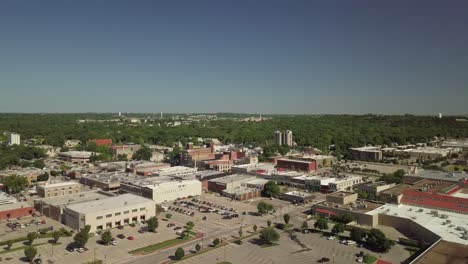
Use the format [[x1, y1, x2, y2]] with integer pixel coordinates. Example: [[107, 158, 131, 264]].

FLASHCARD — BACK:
[[378, 214, 440, 244]]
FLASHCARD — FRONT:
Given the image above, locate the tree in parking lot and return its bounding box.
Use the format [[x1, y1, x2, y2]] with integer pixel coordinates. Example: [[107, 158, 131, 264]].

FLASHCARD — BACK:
[[366, 228, 392, 252], [74, 225, 91, 248], [314, 218, 329, 231], [185, 221, 194, 232], [147, 217, 159, 232], [101, 230, 113, 245], [27, 232, 37, 245], [24, 246, 37, 262], [283, 214, 291, 225], [331, 223, 345, 235], [340, 213, 356, 224], [174, 247, 185, 260], [213, 238, 220, 246], [267, 220, 272, 227], [2, 175, 28, 194], [52, 230, 61, 243], [6, 240, 13, 249], [165, 213, 172, 219], [301, 221, 309, 234], [257, 202, 274, 215], [350, 228, 366, 243], [259, 228, 280, 245], [253, 225, 258, 232], [195, 243, 201, 252], [238, 227, 243, 238]]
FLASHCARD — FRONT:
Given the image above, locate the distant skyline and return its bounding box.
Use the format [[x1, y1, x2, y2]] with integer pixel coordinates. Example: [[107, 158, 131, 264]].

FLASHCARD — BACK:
[[1, 0, 467, 115]]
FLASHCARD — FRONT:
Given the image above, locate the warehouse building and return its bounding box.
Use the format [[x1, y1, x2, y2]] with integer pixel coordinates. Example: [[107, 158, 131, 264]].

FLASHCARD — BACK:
[[63, 193, 156, 232]]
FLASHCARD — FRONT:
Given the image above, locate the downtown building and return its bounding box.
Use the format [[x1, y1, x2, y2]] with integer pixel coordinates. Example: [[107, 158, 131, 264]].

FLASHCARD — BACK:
[[273, 130, 293, 146]]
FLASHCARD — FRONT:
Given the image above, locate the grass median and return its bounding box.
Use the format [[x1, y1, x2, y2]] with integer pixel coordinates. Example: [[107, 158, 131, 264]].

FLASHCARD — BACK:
[[129, 235, 194, 255]]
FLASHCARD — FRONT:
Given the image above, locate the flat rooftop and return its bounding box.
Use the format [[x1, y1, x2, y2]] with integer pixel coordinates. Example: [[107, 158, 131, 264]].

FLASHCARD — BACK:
[[367, 203, 468, 245], [0, 201, 32, 211], [409, 179, 459, 195], [209, 174, 255, 184], [277, 158, 314, 164], [59, 151, 93, 158], [380, 184, 410, 196], [318, 200, 383, 213], [223, 186, 258, 195], [413, 240, 468, 264], [327, 191, 357, 198], [408, 170, 467, 182], [285, 191, 314, 198], [37, 191, 114, 206], [37, 180, 81, 189], [65, 193, 154, 214]]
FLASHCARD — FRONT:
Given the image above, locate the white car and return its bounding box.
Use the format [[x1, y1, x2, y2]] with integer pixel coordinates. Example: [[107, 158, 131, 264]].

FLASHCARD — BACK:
[[327, 236, 336, 240], [346, 240, 357, 245], [110, 240, 117, 246], [356, 257, 363, 263], [76, 248, 85, 253]]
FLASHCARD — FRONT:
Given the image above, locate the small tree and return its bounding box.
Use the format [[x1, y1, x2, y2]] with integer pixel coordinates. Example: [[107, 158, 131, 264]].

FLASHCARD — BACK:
[[174, 247, 185, 260], [332, 223, 345, 235], [267, 220, 272, 227], [283, 214, 290, 225], [52, 230, 61, 244], [341, 213, 356, 224], [147, 217, 159, 232], [101, 230, 113, 245], [6, 240, 13, 249], [253, 224, 258, 232], [165, 213, 172, 219], [213, 238, 220, 246], [301, 221, 309, 233], [314, 218, 329, 231], [262, 181, 280, 197], [195, 243, 201, 252], [186, 221, 194, 232], [24, 246, 37, 262], [27, 232, 37, 245], [350, 228, 366, 243], [74, 225, 91, 248], [238, 227, 243, 238], [257, 202, 274, 215], [259, 228, 280, 245]]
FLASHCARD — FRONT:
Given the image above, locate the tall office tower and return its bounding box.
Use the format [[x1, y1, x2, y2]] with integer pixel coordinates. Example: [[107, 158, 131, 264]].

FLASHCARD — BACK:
[[8, 133, 20, 145], [282, 130, 293, 146], [274, 130, 283, 145]]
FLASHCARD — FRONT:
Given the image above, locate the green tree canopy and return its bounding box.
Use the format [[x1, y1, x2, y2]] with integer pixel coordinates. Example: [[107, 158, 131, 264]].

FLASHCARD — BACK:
[[147, 217, 159, 232], [2, 175, 28, 194], [24, 246, 37, 262], [314, 218, 329, 231], [257, 202, 274, 215], [174, 247, 185, 260], [259, 228, 280, 245], [331, 223, 345, 234], [132, 147, 152, 160], [101, 230, 113, 245], [262, 181, 280, 198], [74, 225, 91, 248], [283, 214, 291, 225]]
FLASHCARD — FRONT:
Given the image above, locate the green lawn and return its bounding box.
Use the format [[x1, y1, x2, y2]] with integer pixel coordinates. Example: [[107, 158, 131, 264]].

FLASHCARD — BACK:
[[364, 255, 377, 264], [0, 242, 58, 255], [217, 262, 232, 264], [445, 165, 466, 172], [129, 235, 193, 255], [260, 243, 279, 248]]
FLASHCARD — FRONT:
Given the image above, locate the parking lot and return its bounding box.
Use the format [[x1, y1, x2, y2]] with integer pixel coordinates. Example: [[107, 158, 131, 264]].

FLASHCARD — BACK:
[[0, 215, 68, 241]]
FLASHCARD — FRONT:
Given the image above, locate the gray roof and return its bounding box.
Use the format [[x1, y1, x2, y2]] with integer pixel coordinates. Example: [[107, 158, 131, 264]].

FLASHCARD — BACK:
[[65, 193, 154, 214]]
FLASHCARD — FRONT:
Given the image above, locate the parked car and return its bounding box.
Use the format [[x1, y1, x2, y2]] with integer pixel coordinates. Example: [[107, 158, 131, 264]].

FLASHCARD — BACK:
[[76, 248, 86, 253], [167, 223, 175, 227], [66, 246, 74, 252], [127, 236, 135, 240], [327, 236, 335, 240], [356, 257, 363, 263], [110, 240, 117, 246], [318, 257, 330, 263], [117, 234, 126, 239], [174, 226, 182, 230], [346, 240, 357, 245]]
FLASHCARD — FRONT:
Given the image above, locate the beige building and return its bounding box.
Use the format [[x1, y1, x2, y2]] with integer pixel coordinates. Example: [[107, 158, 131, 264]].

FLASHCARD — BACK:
[[37, 181, 82, 198], [355, 181, 396, 197], [328, 176, 363, 191], [58, 151, 93, 163], [63, 193, 156, 232], [326, 191, 358, 205]]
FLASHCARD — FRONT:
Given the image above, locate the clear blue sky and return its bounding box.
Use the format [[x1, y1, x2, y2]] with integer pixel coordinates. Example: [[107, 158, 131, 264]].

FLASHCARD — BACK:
[[1, 0, 467, 114]]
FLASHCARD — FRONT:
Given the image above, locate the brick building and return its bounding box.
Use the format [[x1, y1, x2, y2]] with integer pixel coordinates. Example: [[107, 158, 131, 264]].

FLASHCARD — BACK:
[[276, 158, 317, 172]]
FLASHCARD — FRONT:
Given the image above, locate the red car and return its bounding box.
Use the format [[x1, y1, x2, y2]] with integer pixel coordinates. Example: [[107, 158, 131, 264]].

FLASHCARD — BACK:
[[127, 236, 135, 240]]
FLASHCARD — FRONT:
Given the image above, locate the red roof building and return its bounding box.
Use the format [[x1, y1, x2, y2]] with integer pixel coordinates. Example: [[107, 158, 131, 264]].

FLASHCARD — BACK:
[[89, 139, 113, 147], [401, 190, 468, 214]]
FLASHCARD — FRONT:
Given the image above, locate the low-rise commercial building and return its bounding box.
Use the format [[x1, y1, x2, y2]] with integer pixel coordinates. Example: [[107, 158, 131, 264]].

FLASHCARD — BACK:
[[207, 174, 257, 193], [276, 158, 317, 172], [153, 166, 198, 177], [231, 162, 276, 175], [37, 180, 82, 198], [326, 191, 358, 205], [328, 176, 363, 191], [63, 193, 156, 232], [0, 202, 35, 220], [120, 178, 202, 204], [34, 190, 115, 222], [0, 167, 44, 185], [280, 191, 315, 204], [58, 151, 94, 163], [355, 181, 397, 197], [350, 146, 382, 161], [222, 187, 261, 201], [80, 172, 136, 192], [111, 144, 141, 159]]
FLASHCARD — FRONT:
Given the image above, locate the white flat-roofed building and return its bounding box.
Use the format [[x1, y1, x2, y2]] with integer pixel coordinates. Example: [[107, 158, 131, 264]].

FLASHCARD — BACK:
[[305, 176, 336, 191], [153, 166, 198, 177], [37, 180, 82, 198], [58, 151, 94, 163], [63, 193, 156, 232], [120, 178, 202, 204], [329, 176, 363, 192]]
